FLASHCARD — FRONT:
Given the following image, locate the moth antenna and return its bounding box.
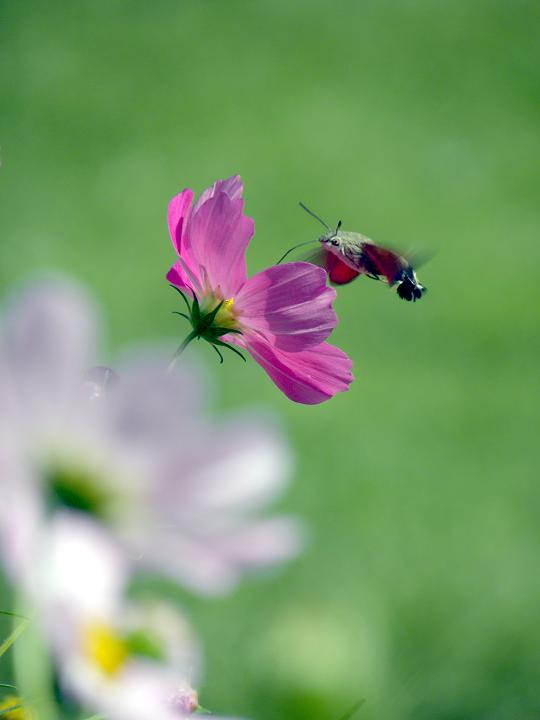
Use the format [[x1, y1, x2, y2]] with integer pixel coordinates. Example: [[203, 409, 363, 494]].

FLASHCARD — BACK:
[[276, 239, 319, 264], [336, 220, 342, 233], [299, 202, 331, 230]]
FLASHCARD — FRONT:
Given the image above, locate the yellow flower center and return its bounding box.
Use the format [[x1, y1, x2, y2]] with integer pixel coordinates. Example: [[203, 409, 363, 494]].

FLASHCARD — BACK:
[[201, 295, 239, 330], [0, 696, 33, 720], [83, 623, 129, 676], [215, 297, 237, 327]]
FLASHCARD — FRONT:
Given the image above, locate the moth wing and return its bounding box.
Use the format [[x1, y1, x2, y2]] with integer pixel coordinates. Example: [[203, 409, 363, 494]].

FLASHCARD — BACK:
[[301, 246, 328, 268], [300, 246, 361, 285], [360, 243, 405, 286], [402, 248, 433, 270], [325, 251, 362, 285]]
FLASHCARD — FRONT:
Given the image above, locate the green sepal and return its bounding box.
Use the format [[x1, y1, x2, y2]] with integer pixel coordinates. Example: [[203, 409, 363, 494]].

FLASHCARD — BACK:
[[170, 285, 192, 315], [213, 339, 247, 362], [191, 293, 201, 324], [203, 299, 225, 326], [211, 326, 242, 335], [211, 344, 224, 364], [202, 327, 243, 344], [170, 286, 245, 367]]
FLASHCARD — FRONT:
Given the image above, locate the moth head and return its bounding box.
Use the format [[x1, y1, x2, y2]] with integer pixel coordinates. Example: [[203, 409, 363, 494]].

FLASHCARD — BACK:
[[320, 231, 340, 247]]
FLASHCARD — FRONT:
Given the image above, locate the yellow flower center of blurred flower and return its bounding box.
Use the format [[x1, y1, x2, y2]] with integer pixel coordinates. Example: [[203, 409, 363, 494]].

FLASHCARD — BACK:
[[84, 623, 129, 676], [0, 696, 33, 719]]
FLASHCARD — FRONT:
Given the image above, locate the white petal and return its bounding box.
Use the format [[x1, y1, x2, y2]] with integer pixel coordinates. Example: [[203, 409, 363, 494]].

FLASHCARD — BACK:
[[0, 277, 98, 427], [38, 512, 128, 622], [159, 415, 293, 516], [108, 349, 206, 449]]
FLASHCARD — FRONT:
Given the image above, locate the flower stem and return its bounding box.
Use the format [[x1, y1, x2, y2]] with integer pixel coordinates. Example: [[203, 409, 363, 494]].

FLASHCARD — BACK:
[[168, 329, 199, 371]]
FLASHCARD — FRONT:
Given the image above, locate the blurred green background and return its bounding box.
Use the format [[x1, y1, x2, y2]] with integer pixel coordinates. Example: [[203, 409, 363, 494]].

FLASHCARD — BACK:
[[1, 1, 540, 718]]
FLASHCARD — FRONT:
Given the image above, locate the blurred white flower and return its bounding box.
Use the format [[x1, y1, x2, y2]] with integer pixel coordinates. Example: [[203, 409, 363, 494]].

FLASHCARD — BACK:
[[35, 513, 202, 720], [0, 278, 303, 595]]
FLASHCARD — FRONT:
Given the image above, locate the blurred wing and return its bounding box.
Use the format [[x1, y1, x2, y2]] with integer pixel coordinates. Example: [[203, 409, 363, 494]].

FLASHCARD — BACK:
[[301, 246, 328, 268], [403, 248, 434, 270]]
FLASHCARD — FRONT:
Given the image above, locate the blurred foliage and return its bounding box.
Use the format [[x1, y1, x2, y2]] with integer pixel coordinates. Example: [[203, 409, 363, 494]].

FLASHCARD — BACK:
[[1, 1, 540, 719]]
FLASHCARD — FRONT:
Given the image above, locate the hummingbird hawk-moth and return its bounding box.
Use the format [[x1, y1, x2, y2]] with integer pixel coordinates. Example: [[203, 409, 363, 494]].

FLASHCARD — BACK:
[[279, 203, 427, 302]]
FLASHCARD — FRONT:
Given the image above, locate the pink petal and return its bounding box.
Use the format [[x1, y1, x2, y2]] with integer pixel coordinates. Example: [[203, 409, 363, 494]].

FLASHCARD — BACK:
[[167, 188, 194, 256], [187, 192, 253, 297], [165, 262, 192, 293], [193, 174, 244, 212], [165, 258, 205, 295], [235, 262, 337, 351], [168, 188, 207, 292], [245, 339, 354, 404]]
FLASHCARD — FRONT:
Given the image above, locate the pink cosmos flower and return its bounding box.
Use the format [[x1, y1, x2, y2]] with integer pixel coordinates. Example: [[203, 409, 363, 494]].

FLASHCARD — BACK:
[[166, 176, 353, 404]]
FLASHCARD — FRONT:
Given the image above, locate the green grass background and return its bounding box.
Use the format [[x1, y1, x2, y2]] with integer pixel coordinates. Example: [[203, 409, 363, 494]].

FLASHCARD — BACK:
[[1, 1, 539, 718]]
